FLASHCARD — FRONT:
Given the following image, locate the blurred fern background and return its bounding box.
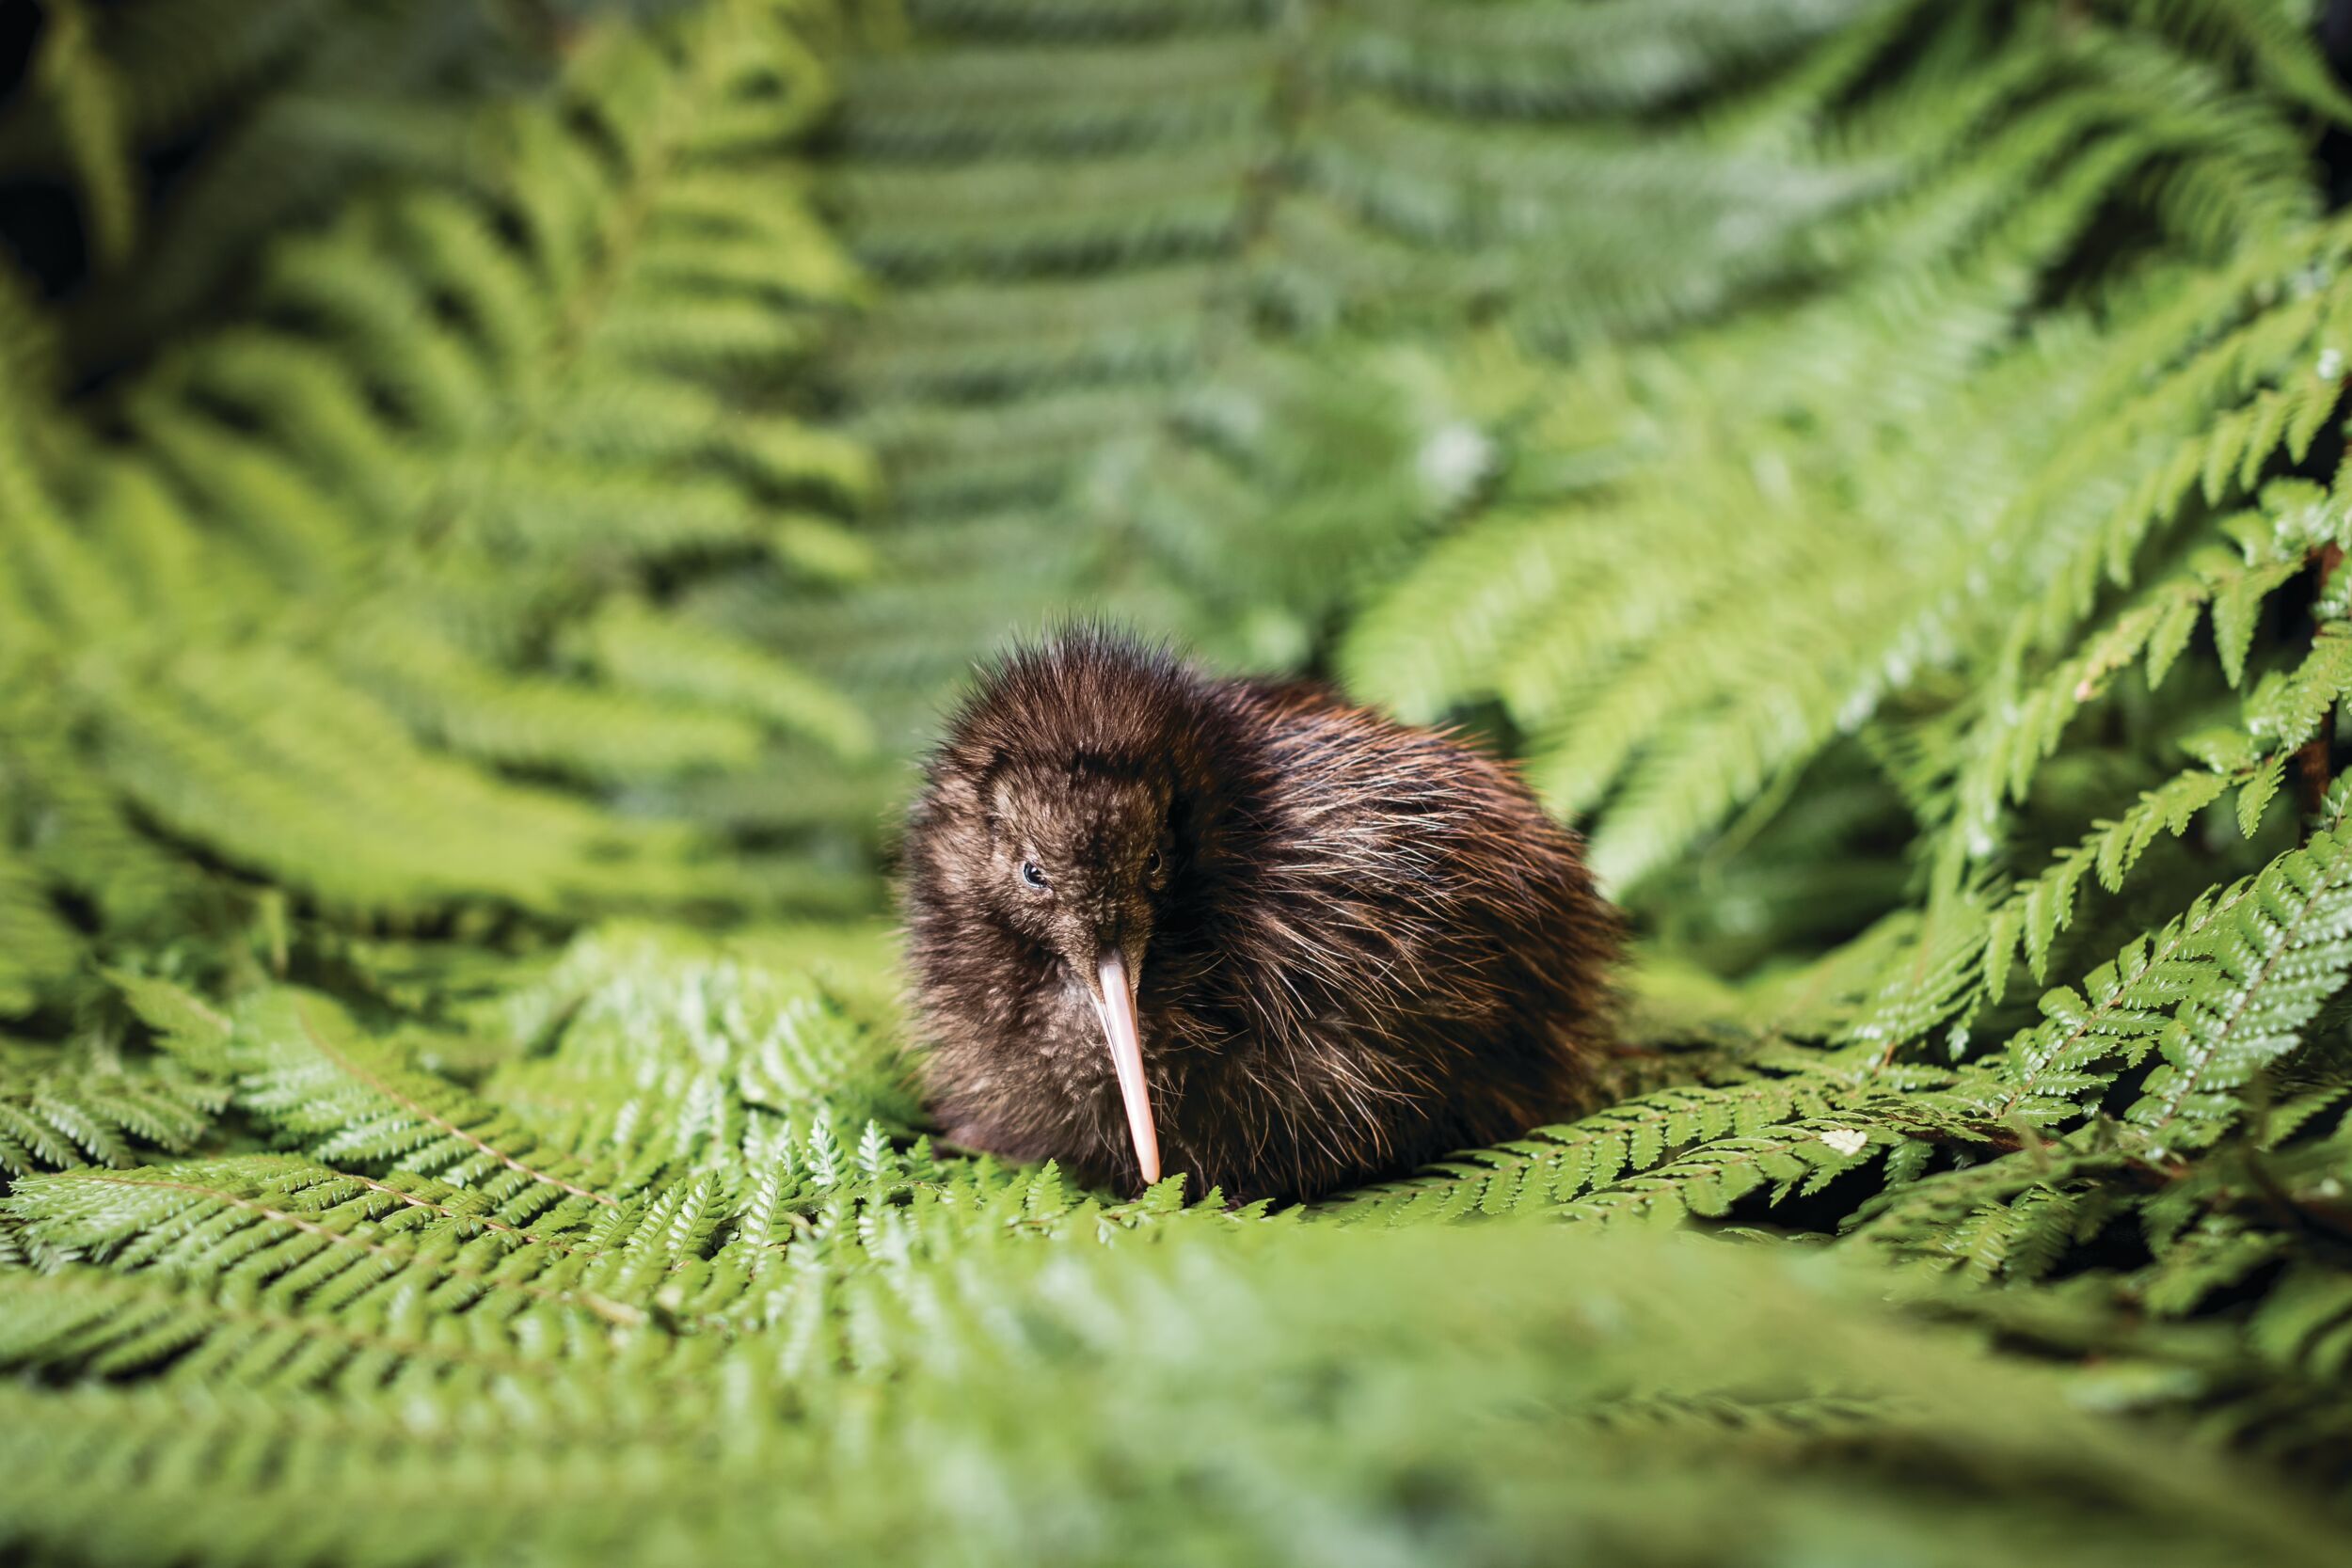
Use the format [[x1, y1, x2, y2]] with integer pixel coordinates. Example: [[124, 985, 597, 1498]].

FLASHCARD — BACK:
[[8, 1, 2352, 1562]]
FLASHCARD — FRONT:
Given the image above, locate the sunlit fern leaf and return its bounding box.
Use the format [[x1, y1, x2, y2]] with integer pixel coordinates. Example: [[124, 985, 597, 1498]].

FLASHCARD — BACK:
[[4, 709, 205, 960], [231, 990, 633, 1213], [2016, 224, 2352, 655], [472, 923, 919, 1174], [2126, 824, 2352, 1153], [1314, 0, 1899, 118], [81, 649, 739, 920], [1942, 538, 2302, 864], [103, 970, 235, 1081], [1320, 1069, 1885, 1225], [0, 1049, 222, 1179], [1549, 1116, 1907, 1227], [1845, 1142, 2139, 1272], [1349, 48, 2339, 898], [1979, 888, 2244, 1128], [1836, 895, 1998, 1058], [0, 1155, 752, 1391], [330, 605, 771, 784], [0, 1265, 624, 1390]]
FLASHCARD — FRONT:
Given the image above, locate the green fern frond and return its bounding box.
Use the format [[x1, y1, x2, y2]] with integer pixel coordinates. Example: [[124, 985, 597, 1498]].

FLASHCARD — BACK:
[[2136, 1220, 2294, 1318], [2122, 0, 2352, 123], [0, 850, 84, 1021], [576, 598, 877, 763], [231, 990, 630, 1211], [0, 1051, 221, 1179], [0, 0, 882, 936], [12, 2, 138, 270], [2127, 825, 2352, 1151], [7, 1220, 2340, 1568], [1985, 766, 2235, 989], [1325, 1074, 1819, 1224], [2249, 1261, 2352, 1374], [1981, 885, 2246, 1127], [474, 922, 918, 1171], [3, 1153, 728, 1385]]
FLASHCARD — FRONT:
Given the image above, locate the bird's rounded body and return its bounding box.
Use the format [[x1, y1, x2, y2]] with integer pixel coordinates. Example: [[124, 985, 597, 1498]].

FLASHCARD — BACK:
[[901, 630, 1619, 1204]]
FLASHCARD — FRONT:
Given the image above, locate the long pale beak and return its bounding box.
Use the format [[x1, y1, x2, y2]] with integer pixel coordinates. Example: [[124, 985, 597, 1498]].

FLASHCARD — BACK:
[[1086, 948, 1161, 1187]]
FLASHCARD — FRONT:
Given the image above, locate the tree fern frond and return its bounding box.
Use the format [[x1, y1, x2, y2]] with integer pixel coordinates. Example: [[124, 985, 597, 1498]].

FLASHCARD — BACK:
[[106, 970, 235, 1079], [2127, 825, 2352, 1152], [2135, 1220, 2294, 1318], [10, 2, 139, 270], [231, 991, 628, 1211], [838, 35, 1272, 158], [2122, 0, 2352, 123], [1985, 766, 2235, 989], [0, 0, 882, 939], [474, 922, 918, 1172], [83, 650, 733, 920], [1318, 0, 1900, 119], [2, 1154, 742, 1389], [0, 849, 85, 1020], [0, 1050, 221, 1179], [1980, 881, 2249, 1128], [333, 606, 769, 784], [1311, 1055, 1978, 1226], [576, 598, 877, 763], [9, 1224, 2337, 1568]]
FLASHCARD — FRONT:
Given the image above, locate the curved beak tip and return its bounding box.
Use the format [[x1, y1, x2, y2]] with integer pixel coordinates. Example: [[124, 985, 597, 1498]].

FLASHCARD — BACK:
[[1089, 949, 1161, 1189]]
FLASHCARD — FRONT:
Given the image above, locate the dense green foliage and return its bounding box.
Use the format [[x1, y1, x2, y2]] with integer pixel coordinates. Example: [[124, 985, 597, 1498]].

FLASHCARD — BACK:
[[8, 0, 2352, 1561]]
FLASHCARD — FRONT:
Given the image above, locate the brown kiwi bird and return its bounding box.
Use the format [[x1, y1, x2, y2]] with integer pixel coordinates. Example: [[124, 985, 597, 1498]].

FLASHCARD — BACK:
[[901, 626, 1621, 1204]]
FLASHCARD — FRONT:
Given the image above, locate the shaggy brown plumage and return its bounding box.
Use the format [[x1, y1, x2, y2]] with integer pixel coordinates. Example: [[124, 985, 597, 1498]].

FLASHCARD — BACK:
[[900, 627, 1621, 1204]]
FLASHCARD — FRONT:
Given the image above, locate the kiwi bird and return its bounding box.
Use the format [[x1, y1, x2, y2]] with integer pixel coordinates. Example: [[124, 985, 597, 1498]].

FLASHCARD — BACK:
[[900, 628, 1620, 1204]]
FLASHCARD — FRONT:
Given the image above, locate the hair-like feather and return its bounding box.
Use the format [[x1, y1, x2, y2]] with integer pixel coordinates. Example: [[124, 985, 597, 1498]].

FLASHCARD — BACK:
[[901, 626, 1620, 1203]]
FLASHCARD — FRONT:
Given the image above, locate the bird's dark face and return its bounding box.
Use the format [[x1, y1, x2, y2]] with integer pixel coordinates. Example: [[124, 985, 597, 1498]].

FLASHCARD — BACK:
[[979, 757, 1177, 1182], [985, 759, 1174, 981]]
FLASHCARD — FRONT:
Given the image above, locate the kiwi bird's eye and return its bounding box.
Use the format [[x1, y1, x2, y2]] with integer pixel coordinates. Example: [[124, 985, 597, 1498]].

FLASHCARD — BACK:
[[1144, 848, 1163, 874], [1020, 860, 1050, 891]]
